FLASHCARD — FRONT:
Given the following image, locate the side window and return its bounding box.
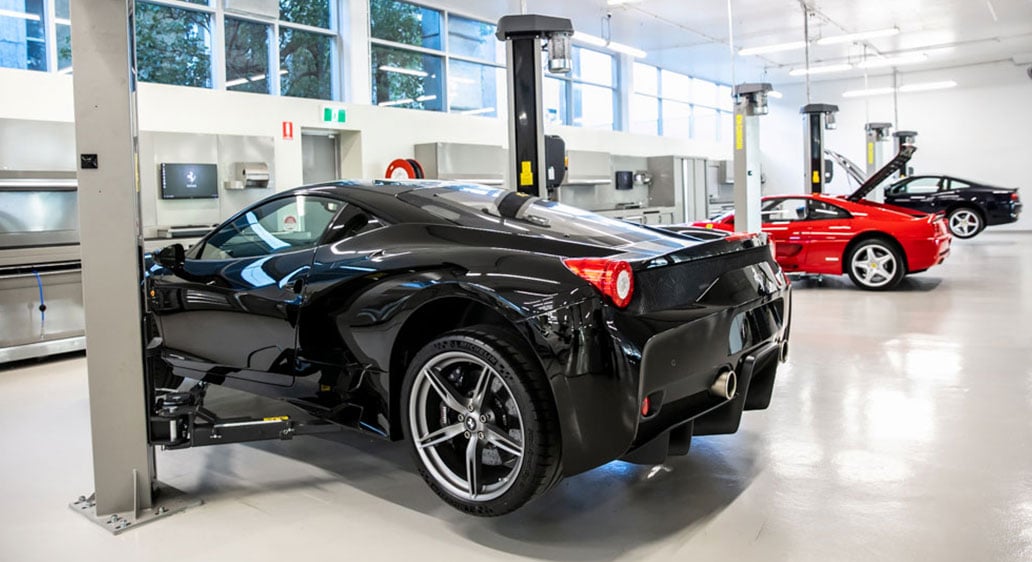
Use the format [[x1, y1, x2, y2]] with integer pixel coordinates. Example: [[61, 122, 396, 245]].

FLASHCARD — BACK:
[[948, 179, 970, 190], [901, 177, 942, 194], [888, 181, 909, 196], [761, 198, 809, 222], [808, 200, 850, 220], [322, 203, 387, 245], [199, 195, 341, 260]]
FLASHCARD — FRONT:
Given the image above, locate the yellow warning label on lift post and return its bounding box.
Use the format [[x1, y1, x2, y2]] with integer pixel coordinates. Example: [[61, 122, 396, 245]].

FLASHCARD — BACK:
[[735, 114, 744, 151], [812, 170, 821, 184], [519, 161, 534, 186], [263, 416, 289, 422], [867, 142, 875, 165]]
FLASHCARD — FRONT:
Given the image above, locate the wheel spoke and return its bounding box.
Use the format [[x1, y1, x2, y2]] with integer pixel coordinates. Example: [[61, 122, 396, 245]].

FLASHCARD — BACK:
[[422, 366, 466, 413], [470, 365, 492, 411], [417, 423, 465, 450], [485, 426, 523, 458], [465, 435, 482, 499]]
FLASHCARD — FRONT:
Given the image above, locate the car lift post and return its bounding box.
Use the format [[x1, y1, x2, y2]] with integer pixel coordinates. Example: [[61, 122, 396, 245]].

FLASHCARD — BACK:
[[496, 14, 574, 199], [801, 103, 839, 194], [69, 0, 198, 534], [893, 130, 918, 179], [864, 122, 893, 202], [732, 83, 773, 233]]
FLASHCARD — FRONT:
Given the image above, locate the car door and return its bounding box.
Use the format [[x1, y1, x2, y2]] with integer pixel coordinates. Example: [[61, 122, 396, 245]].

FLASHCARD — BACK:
[[151, 194, 343, 386], [759, 197, 811, 272], [798, 199, 854, 272], [884, 177, 942, 212]]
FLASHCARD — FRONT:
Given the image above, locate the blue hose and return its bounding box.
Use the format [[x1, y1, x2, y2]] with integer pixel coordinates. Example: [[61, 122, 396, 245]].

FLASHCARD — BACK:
[[33, 269, 45, 334]]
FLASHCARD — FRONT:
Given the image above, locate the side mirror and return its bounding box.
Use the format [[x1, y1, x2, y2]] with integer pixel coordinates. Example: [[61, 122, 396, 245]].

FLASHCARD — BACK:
[[156, 244, 185, 269]]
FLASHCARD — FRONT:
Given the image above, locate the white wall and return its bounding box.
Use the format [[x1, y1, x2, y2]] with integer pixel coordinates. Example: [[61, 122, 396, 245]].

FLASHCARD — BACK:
[[0, 67, 729, 191], [760, 62, 1032, 228]]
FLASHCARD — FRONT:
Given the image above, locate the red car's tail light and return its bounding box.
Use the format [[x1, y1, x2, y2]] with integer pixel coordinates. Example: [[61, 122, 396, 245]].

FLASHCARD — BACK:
[[1012, 192, 1020, 202], [563, 258, 634, 308]]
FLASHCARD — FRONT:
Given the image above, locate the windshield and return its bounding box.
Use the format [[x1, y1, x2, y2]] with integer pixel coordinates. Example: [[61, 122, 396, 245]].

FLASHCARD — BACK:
[[397, 184, 693, 249]]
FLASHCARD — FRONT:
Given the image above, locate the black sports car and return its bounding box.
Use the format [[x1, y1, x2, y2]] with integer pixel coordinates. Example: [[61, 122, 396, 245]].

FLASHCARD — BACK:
[[146, 180, 791, 515], [884, 175, 1022, 238]]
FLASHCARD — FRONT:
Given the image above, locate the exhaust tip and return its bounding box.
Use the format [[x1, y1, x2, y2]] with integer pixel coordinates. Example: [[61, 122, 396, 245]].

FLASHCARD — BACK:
[[710, 369, 737, 400], [780, 341, 789, 363]]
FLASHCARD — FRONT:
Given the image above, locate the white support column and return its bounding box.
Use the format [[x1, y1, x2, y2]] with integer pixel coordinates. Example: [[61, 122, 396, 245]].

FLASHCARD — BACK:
[[733, 107, 762, 233]]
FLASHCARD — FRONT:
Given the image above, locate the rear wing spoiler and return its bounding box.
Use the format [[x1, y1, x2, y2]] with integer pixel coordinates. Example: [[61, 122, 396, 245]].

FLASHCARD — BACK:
[[846, 144, 917, 202], [824, 149, 867, 187]]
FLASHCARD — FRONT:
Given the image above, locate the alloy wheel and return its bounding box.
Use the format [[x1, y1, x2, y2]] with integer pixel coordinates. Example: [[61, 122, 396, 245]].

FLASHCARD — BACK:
[[850, 243, 897, 288], [409, 351, 525, 502], [949, 209, 981, 238]]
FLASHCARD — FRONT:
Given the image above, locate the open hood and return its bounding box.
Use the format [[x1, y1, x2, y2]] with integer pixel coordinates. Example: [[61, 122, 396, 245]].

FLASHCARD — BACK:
[[846, 144, 917, 202], [824, 149, 867, 187]]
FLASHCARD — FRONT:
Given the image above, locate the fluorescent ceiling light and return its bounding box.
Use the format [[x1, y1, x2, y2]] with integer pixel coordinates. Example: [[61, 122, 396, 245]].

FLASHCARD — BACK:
[[789, 63, 852, 76], [767, 90, 784, 99], [225, 69, 286, 88], [842, 87, 897, 98], [857, 53, 927, 68], [817, 28, 899, 45], [573, 31, 646, 58], [0, 8, 41, 21], [899, 80, 957, 93], [739, 41, 807, 56], [378, 98, 415, 107], [379, 65, 428, 78], [842, 81, 958, 98]]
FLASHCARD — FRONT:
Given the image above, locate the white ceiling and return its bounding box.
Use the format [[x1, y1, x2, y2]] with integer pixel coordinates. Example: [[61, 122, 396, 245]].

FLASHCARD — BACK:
[[504, 0, 1032, 85]]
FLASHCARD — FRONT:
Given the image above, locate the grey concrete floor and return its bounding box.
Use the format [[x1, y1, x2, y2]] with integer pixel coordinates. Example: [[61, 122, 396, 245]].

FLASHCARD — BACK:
[[1, 231, 1030, 562]]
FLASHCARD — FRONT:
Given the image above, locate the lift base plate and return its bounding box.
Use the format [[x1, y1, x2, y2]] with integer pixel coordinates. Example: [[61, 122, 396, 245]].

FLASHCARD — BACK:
[[69, 482, 202, 535]]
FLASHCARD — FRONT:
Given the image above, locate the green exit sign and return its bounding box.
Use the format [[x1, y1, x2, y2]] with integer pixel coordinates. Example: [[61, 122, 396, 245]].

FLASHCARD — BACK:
[[322, 106, 346, 123]]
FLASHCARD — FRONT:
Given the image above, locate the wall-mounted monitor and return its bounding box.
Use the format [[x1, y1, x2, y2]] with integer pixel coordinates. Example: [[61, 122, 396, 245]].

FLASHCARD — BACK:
[[160, 163, 218, 199], [615, 170, 633, 190]]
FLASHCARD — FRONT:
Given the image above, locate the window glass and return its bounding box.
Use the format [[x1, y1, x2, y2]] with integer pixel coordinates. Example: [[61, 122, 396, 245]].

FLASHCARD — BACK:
[[762, 199, 809, 222], [136, 2, 212, 88], [809, 200, 850, 220], [543, 76, 565, 125], [323, 203, 386, 244], [693, 106, 718, 142], [948, 179, 970, 190], [371, 44, 443, 110], [447, 15, 500, 62], [717, 85, 733, 111], [0, 0, 46, 71], [280, 27, 332, 99], [398, 185, 687, 249], [662, 100, 691, 138], [691, 78, 718, 107], [200, 196, 339, 260], [279, 0, 330, 29], [661, 69, 691, 102], [369, 0, 441, 50], [901, 177, 941, 194], [225, 18, 270, 94], [572, 47, 614, 86], [633, 63, 658, 95], [630, 94, 659, 135], [448, 60, 500, 116], [572, 82, 614, 130]]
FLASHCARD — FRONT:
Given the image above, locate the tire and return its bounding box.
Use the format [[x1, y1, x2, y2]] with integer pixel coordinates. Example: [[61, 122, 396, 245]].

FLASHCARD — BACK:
[[947, 207, 984, 239], [846, 238, 905, 291], [401, 324, 561, 516]]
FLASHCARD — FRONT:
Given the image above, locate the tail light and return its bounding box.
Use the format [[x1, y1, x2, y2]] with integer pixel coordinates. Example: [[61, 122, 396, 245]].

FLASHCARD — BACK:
[[1012, 192, 1020, 202], [563, 258, 634, 308]]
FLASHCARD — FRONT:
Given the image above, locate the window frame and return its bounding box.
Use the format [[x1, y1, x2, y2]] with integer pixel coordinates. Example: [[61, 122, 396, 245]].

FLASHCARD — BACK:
[[368, 0, 504, 115], [632, 61, 734, 140], [807, 199, 852, 220], [551, 45, 618, 130], [760, 197, 812, 223]]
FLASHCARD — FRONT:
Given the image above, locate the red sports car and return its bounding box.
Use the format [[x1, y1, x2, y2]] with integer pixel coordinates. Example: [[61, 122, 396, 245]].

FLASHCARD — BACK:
[[692, 147, 951, 290]]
